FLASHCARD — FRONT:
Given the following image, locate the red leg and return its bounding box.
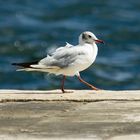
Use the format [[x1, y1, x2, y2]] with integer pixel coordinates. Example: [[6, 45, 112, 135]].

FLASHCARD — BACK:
[[61, 76, 73, 93], [77, 75, 99, 90], [61, 75, 66, 93]]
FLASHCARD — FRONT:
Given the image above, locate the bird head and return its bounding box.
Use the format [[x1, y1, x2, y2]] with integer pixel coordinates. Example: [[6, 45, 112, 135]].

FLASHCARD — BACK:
[[79, 31, 104, 45]]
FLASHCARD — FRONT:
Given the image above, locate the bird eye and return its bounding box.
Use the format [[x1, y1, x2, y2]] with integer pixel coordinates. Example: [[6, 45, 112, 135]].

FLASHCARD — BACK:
[[88, 35, 91, 38]]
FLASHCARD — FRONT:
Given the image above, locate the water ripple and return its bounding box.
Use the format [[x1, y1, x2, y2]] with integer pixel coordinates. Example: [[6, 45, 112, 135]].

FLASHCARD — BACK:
[[0, 0, 139, 90]]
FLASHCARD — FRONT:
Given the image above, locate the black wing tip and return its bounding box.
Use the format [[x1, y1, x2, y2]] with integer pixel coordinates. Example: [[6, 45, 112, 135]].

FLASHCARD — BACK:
[[11, 61, 39, 68], [12, 63, 18, 66]]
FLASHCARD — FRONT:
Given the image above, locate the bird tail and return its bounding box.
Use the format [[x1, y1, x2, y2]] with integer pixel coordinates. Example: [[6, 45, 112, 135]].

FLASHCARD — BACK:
[[12, 61, 39, 71], [12, 61, 60, 73]]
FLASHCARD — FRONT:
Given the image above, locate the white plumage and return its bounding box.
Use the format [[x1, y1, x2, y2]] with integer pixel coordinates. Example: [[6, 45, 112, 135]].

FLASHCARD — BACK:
[[13, 31, 104, 92]]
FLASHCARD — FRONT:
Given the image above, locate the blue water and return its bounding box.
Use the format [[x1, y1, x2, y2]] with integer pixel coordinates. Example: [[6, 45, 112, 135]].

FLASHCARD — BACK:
[[0, 0, 140, 90]]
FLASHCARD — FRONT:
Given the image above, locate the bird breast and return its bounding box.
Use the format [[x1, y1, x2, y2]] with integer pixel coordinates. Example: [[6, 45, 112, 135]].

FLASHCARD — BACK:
[[84, 43, 98, 64]]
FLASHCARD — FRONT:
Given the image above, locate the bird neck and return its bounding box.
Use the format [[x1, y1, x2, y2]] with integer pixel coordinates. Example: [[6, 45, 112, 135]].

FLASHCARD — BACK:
[[79, 40, 85, 45], [79, 41, 96, 47]]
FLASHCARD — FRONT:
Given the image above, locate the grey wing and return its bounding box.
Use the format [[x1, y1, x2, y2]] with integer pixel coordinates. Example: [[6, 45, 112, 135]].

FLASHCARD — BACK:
[[39, 47, 85, 68]]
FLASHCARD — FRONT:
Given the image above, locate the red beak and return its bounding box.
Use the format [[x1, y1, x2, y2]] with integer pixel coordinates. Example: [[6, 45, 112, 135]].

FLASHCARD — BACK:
[[95, 39, 104, 44]]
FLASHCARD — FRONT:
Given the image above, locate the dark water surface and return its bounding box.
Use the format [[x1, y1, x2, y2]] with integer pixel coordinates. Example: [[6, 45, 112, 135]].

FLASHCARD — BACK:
[[0, 0, 140, 90]]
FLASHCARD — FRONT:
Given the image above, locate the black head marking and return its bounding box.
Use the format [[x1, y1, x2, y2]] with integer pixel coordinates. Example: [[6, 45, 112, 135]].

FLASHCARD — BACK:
[[82, 33, 86, 40]]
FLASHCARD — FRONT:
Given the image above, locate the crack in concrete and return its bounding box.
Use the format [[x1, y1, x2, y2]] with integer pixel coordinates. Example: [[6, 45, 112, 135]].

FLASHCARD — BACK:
[[1, 99, 140, 103]]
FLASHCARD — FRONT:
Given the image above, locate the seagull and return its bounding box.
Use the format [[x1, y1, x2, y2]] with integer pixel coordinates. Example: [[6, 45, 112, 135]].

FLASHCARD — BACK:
[[12, 31, 104, 93]]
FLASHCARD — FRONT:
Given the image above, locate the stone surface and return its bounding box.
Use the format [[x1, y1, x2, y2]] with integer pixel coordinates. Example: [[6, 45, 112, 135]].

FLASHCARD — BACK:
[[0, 90, 140, 102], [0, 90, 140, 140]]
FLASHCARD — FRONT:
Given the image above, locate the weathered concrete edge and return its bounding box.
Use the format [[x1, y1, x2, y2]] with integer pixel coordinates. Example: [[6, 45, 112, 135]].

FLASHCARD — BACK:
[[0, 89, 140, 103]]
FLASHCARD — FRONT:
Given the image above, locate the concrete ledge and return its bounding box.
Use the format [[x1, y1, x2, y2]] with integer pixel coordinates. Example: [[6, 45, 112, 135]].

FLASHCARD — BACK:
[[0, 90, 140, 140], [0, 89, 140, 102]]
